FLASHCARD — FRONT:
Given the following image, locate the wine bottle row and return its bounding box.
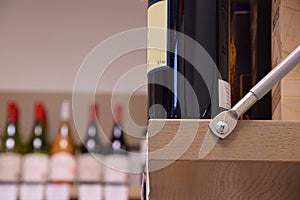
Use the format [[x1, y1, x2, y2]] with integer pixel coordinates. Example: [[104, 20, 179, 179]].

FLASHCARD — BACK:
[[0, 101, 142, 200]]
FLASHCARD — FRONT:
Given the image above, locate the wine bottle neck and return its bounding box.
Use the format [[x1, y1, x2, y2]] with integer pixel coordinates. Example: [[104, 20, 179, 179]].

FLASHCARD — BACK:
[[35, 102, 45, 121], [6, 121, 17, 136], [60, 100, 70, 121], [33, 122, 44, 137], [114, 105, 122, 124], [59, 122, 70, 136], [113, 125, 123, 138], [89, 103, 98, 122], [87, 122, 98, 137]]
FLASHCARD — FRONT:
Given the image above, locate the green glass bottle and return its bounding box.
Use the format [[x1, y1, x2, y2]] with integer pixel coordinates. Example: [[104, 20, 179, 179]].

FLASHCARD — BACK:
[[0, 102, 22, 199], [20, 102, 49, 200], [0, 102, 22, 153], [21, 102, 49, 183], [27, 102, 49, 154]]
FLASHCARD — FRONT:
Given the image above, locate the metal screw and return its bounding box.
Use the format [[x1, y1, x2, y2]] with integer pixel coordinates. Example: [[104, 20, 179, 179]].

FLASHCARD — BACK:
[[215, 120, 229, 134]]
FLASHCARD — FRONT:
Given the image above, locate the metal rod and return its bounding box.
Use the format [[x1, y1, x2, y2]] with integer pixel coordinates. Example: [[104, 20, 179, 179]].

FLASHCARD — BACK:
[[250, 45, 300, 100], [231, 92, 257, 118]]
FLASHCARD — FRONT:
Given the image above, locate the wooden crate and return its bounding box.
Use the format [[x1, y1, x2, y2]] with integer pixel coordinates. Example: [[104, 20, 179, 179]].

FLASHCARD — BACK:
[[148, 119, 300, 200]]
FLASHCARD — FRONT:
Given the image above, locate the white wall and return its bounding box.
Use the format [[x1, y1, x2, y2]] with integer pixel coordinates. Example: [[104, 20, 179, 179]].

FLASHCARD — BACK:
[[0, 0, 147, 94]]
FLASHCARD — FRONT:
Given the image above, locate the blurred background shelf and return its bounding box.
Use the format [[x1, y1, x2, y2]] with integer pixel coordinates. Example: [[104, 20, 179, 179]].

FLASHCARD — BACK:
[[148, 119, 300, 200], [70, 185, 141, 200], [0, 91, 148, 149]]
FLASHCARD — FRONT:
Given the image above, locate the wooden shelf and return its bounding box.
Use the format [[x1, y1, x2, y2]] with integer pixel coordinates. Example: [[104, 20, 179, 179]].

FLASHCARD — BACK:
[[148, 120, 300, 199], [149, 119, 300, 162], [70, 185, 141, 200]]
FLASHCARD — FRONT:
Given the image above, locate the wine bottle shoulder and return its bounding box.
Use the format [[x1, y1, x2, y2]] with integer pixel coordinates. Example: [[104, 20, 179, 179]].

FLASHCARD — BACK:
[[1, 122, 22, 153], [51, 133, 75, 155], [81, 122, 102, 154]]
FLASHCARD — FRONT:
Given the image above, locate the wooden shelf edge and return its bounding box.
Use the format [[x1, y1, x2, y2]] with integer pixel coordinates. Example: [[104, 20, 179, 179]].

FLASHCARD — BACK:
[[70, 185, 141, 199], [148, 119, 300, 163]]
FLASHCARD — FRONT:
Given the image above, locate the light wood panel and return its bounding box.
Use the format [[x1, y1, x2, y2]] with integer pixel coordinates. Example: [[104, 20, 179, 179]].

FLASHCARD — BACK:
[[282, 3, 300, 53], [148, 120, 300, 199], [150, 161, 300, 200], [148, 119, 300, 162]]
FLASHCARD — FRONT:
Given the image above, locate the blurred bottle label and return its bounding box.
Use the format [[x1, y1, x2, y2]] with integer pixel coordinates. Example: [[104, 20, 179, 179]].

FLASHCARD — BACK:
[[0, 153, 21, 182], [105, 185, 128, 200], [79, 184, 102, 200], [46, 183, 70, 200], [0, 184, 18, 200], [103, 155, 128, 183], [49, 152, 76, 182], [78, 154, 102, 182], [20, 184, 44, 200], [22, 154, 48, 182]]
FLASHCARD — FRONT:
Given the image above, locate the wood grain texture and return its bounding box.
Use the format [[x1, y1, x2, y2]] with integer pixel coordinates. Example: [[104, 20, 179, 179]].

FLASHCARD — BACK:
[[148, 119, 300, 162], [149, 161, 300, 200], [283, 0, 300, 11], [148, 120, 300, 200], [282, 6, 300, 53]]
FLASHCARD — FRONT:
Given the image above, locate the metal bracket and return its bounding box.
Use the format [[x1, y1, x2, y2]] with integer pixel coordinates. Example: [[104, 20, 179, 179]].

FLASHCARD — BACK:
[[209, 45, 300, 139]]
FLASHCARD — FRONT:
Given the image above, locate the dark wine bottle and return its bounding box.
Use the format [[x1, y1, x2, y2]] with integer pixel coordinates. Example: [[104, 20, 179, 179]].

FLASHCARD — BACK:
[[147, 0, 230, 119], [78, 103, 103, 200], [110, 105, 128, 154], [103, 105, 129, 200], [80, 104, 102, 154]]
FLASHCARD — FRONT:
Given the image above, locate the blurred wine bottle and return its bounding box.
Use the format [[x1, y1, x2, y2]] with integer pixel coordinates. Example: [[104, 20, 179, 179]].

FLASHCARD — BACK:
[[103, 105, 129, 200], [20, 102, 49, 200], [78, 103, 103, 200], [110, 105, 128, 154], [47, 100, 76, 200], [25, 102, 49, 153], [0, 102, 22, 200]]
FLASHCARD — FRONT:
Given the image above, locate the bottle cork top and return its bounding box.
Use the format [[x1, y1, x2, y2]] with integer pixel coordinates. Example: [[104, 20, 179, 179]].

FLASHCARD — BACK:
[[90, 103, 98, 122], [60, 100, 70, 121], [35, 101, 45, 121], [114, 105, 122, 124], [8, 101, 18, 121]]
